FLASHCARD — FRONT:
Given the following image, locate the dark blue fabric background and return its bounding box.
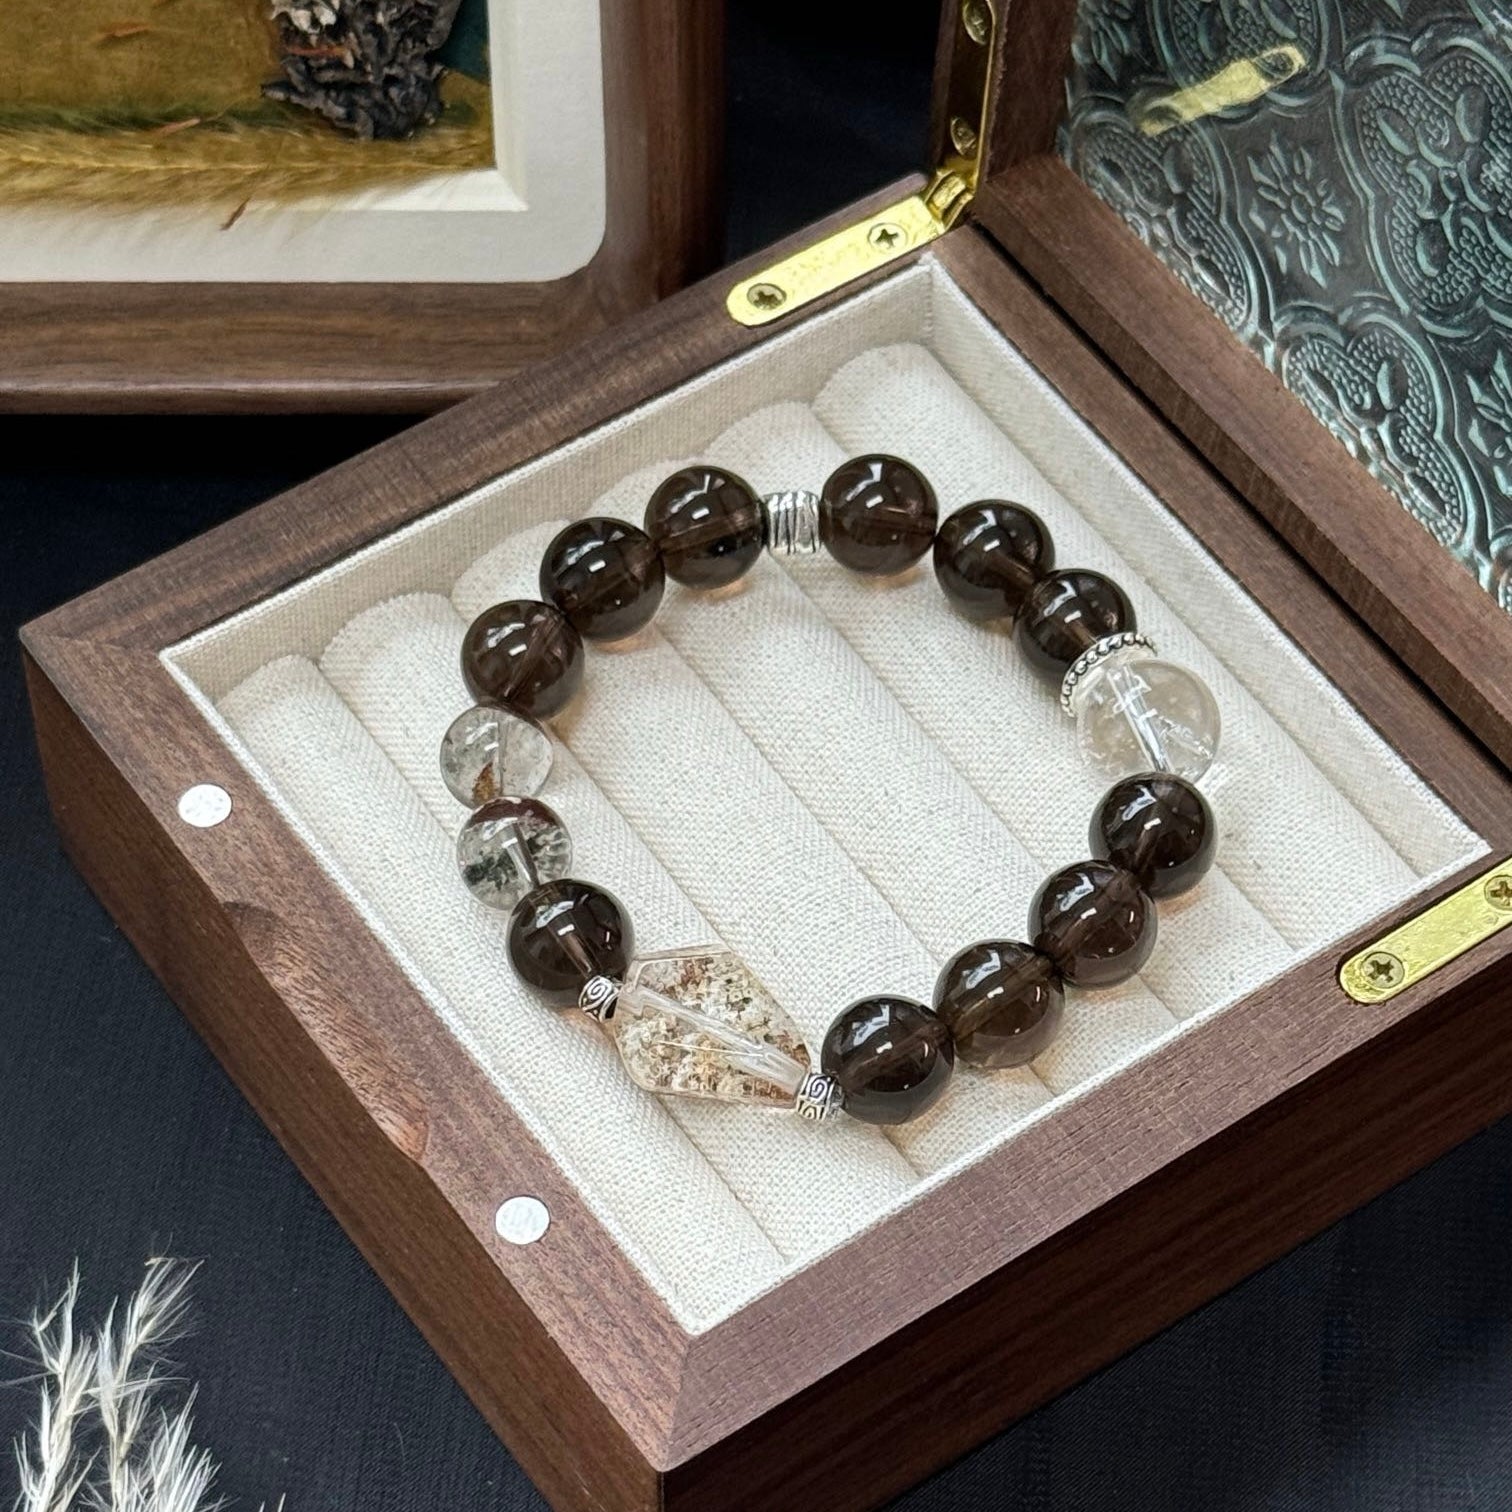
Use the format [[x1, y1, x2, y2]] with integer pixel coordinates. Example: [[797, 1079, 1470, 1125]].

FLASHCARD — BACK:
[[2, 4, 1509, 1507]]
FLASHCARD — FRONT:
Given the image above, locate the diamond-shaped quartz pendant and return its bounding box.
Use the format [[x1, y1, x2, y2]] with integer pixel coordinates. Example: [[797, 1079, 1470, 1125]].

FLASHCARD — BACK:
[[601, 948, 813, 1108]]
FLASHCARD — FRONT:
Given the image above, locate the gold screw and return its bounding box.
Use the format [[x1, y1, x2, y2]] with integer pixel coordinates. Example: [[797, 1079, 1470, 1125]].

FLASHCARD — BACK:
[[1359, 950, 1406, 990], [1485, 875, 1512, 910], [961, 0, 991, 45], [746, 282, 786, 312], [950, 115, 979, 156], [867, 222, 905, 251]]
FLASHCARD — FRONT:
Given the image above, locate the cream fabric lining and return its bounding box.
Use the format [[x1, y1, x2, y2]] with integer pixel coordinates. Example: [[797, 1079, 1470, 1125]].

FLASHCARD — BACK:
[[165, 260, 1487, 1330]]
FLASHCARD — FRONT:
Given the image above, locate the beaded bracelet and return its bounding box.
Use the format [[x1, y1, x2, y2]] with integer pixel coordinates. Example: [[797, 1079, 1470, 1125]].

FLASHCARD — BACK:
[[439, 457, 1220, 1128]]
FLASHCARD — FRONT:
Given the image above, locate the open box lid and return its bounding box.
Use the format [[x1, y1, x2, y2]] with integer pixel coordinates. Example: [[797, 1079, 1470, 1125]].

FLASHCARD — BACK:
[[0, 0, 721, 412], [732, 0, 1512, 775]]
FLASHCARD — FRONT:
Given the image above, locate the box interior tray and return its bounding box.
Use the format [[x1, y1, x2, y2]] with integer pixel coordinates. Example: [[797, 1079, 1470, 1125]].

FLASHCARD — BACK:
[[163, 258, 1488, 1333]]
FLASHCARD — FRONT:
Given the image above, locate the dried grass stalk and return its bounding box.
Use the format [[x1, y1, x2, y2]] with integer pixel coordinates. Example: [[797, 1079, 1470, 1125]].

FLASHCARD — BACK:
[[9, 1260, 284, 1512], [13, 1268, 97, 1512], [0, 75, 489, 212]]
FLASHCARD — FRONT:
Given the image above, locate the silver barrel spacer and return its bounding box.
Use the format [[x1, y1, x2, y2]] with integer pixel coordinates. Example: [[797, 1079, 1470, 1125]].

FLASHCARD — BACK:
[[579, 974, 620, 1023], [1059, 631, 1157, 717], [793, 1069, 845, 1122], [763, 489, 822, 557]]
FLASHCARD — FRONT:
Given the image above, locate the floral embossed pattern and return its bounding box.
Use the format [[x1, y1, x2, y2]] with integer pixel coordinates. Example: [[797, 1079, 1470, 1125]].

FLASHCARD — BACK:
[[1062, 0, 1512, 612]]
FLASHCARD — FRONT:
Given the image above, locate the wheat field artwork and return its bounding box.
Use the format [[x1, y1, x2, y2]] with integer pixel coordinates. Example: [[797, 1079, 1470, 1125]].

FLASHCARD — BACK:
[[0, 0, 491, 214]]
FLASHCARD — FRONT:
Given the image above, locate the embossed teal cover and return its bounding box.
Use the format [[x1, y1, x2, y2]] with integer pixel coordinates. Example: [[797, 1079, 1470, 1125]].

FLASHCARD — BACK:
[[1061, 0, 1512, 613]]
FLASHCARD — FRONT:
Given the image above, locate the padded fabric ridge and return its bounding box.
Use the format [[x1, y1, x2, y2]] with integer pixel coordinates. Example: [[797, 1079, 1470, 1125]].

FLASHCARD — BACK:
[[316, 588, 923, 1253], [198, 260, 1486, 1325]]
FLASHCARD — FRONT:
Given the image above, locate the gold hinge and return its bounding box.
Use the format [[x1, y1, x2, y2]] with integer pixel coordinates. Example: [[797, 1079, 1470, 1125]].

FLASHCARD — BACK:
[[727, 0, 998, 328], [1339, 857, 1512, 1004]]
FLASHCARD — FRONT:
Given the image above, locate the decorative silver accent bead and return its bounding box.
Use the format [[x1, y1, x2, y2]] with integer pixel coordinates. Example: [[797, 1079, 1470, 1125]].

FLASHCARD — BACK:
[[763, 489, 822, 557], [580, 974, 620, 1023], [793, 1070, 845, 1122], [1059, 631, 1157, 717]]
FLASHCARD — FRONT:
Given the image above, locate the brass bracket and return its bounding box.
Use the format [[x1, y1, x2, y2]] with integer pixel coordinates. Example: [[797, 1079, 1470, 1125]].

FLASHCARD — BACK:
[[727, 0, 998, 328], [1339, 856, 1512, 1004]]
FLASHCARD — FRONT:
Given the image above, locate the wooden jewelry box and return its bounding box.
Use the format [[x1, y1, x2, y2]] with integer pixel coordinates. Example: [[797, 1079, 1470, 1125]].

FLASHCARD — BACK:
[[23, 2, 1512, 1509], [0, 0, 720, 413]]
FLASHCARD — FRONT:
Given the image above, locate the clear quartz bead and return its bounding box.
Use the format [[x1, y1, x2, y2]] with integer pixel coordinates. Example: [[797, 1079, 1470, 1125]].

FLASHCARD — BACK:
[[440, 705, 553, 808], [602, 948, 813, 1107], [456, 796, 572, 910], [1071, 647, 1221, 782]]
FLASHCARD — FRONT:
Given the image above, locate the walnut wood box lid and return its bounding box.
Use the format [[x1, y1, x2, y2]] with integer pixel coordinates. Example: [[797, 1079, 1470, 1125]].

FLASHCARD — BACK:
[[953, 0, 1512, 782], [0, 0, 722, 413]]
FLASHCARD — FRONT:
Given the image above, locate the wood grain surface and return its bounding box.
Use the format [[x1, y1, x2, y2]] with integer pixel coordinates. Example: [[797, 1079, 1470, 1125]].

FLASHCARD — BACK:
[[23, 212, 1512, 1511], [0, 0, 725, 414]]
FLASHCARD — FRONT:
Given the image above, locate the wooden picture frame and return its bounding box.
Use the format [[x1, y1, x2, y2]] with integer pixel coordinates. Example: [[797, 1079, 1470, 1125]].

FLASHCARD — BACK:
[[0, 0, 723, 414]]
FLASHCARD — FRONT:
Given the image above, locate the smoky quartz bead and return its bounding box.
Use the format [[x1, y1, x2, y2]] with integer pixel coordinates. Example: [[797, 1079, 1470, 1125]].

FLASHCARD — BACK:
[[932, 500, 1054, 622], [644, 466, 766, 588], [506, 879, 634, 1008], [1030, 859, 1155, 989], [1014, 569, 1135, 686], [1090, 772, 1217, 900], [932, 941, 1064, 1068], [540, 516, 665, 641], [461, 599, 585, 720], [820, 995, 954, 1125], [818, 455, 938, 576]]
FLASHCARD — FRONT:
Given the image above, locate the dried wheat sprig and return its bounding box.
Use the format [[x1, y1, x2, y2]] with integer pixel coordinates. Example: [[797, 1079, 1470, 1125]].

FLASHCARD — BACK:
[[92, 1260, 199, 1510], [8, 1260, 285, 1512], [103, 1396, 220, 1512], [0, 74, 491, 213], [13, 1267, 98, 1512]]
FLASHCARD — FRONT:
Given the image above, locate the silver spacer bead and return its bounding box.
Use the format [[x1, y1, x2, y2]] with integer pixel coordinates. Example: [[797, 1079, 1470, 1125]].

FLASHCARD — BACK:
[[793, 1070, 845, 1122], [1059, 632, 1157, 717], [763, 489, 822, 557], [579, 974, 620, 1023]]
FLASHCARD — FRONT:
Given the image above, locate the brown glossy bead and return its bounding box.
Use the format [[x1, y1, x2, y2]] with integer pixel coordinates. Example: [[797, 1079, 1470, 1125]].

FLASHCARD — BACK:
[[932, 941, 1064, 1068], [1014, 569, 1135, 686], [644, 466, 765, 588], [540, 516, 665, 641], [506, 879, 634, 1008], [819, 454, 938, 576], [1030, 859, 1155, 988], [461, 599, 584, 720], [932, 501, 1054, 622], [820, 995, 954, 1125], [1090, 772, 1217, 900]]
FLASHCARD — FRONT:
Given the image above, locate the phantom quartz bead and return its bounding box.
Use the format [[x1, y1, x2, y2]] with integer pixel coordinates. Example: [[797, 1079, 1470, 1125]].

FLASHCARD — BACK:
[[932, 500, 1054, 622], [820, 995, 954, 1125], [1030, 859, 1156, 988], [540, 516, 665, 641], [932, 940, 1064, 1067], [461, 599, 584, 720], [439, 704, 553, 807], [1068, 641, 1221, 783], [819, 455, 938, 575], [456, 796, 572, 911], [645, 466, 767, 588], [507, 879, 634, 1007], [1015, 569, 1135, 686], [1091, 772, 1217, 899], [605, 948, 813, 1106]]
